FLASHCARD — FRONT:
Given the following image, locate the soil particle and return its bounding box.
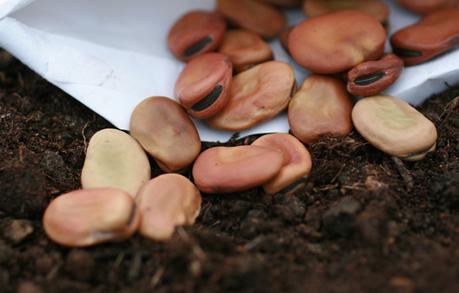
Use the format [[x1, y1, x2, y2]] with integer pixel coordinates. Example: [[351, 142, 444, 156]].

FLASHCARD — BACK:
[[322, 196, 362, 238], [1, 219, 34, 244]]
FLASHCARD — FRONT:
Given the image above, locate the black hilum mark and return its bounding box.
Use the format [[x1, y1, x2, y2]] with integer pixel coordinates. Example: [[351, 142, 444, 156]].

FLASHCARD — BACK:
[[393, 47, 422, 58], [192, 85, 223, 112], [354, 72, 385, 86], [184, 36, 213, 58]]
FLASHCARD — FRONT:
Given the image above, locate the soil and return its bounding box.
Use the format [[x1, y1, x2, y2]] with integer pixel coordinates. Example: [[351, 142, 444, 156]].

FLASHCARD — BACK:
[[0, 52, 458, 293]]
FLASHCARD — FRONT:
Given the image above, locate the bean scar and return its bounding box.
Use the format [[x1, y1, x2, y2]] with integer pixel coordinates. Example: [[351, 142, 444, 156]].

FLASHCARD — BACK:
[[168, 11, 226, 61], [391, 8, 459, 65], [347, 54, 404, 97], [175, 53, 232, 119]]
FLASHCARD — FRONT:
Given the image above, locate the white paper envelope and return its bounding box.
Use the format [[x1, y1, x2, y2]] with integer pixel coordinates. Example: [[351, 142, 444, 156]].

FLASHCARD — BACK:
[[0, 0, 458, 142]]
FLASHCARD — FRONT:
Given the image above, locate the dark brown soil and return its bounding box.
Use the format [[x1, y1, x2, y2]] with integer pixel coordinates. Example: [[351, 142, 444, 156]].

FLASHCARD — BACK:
[[1, 52, 458, 293]]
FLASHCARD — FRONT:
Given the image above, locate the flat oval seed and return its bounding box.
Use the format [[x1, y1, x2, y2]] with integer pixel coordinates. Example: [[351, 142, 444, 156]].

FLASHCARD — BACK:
[[192, 145, 283, 193], [81, 128, 151, 197], [130, 97, 201, 172], [347, 54, 404, 97], [391, 8, 459, 66], [289, 11, 386, 74], [175, 53, 232, 119], [252, 134, 312, 195], [217, 0, 287, 39], [304, 0, 390, 23], [137, 174, 201, 241], [43, 188, 140, 247], [397, 0, 458, 14], [218, 30, 273, 73], [352, 95, 438, 161], [288, 75, 353, 144], [207, 61, 295, 131], [168, 11, 226, 61]]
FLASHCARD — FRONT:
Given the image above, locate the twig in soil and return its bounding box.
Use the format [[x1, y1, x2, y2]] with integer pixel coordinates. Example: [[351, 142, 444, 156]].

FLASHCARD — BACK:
[[331, 164, 346, 184], [81, 121, 90, 152], [440, 96, 459, 124], [177, 228, 206, 260], [150, 267, 165, 288], [128, 252, 143, 281], [112, 252, 125, 269], [391, 157, 414, 191]]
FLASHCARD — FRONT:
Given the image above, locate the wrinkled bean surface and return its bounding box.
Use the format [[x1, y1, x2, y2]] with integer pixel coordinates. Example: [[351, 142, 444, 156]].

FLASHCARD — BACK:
[[207, 61, 295, 131], [81, 128, 151, 197], [289, 75, 353, 144], [219, 30, 273, 73], [168, 11, 226, 61], [391, 8, 459, 65], [352, 95, 438, 161], [252, 134, 312, 195], [304, 0, 390, 23], [137, 174, 202, 241], [347, 54, 404, 97], [217, 0, 286, 38], [289, 11, 386, 74], [397, 0, 458, 14], [43, 188, 139, 247], [130, 96, 201, 172], [175, 53, 232, 119], [192, 145, 283, 193]]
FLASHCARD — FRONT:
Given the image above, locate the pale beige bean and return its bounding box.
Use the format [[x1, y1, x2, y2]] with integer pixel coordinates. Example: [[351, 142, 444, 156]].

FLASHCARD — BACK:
[[130, 96, 201, 172], [207, 61, 295, 131], [192, 145, 284, 193], [218, 30, 273, 73], [288, 75, 353, 144], [352, 95, 438, 161], [137, 174, 202, 241], [252, 134, 312, 195], [43, 188, 140, 247], [81, 128, 151, 197]]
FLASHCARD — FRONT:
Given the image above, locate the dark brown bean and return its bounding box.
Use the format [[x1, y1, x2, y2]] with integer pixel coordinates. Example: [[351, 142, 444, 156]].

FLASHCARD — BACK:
[[207, 61, 295, 131], [217, 0, 287, 39], [347, 54, 404, 97], [288, 75, 353, 144], [175, 53, 232, 119], [168, 11, 226, 61], [192, 145, 284, 193], [391, 8, 459, 66], [289, 11, 386, 74], [218, 30, 273, 73], [397, 0, 458, 14], [304, 0, 390, 23]]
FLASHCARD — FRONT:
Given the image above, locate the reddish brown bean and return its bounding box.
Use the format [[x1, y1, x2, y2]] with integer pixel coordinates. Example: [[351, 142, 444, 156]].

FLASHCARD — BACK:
[[397, 0, 458, 14], [304, 0, 390, 23], [137, 174, 202, 241], [43, 188, 140, 247], [217, 0, 287, 39], [130, 96, 201, 172], [289, 11, 386, 74], [192, 145, 284, 193], [391, 8, 459, 66], [280, 26, 293, 54], [175, 53, 232, 119], [347, 54, 404, 97], [168, 11, 226, 61], [288, 75, 353, 144], [252, 134, 312, 195], [207, 61, 295, 131], [218, 30, 273, 73]]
